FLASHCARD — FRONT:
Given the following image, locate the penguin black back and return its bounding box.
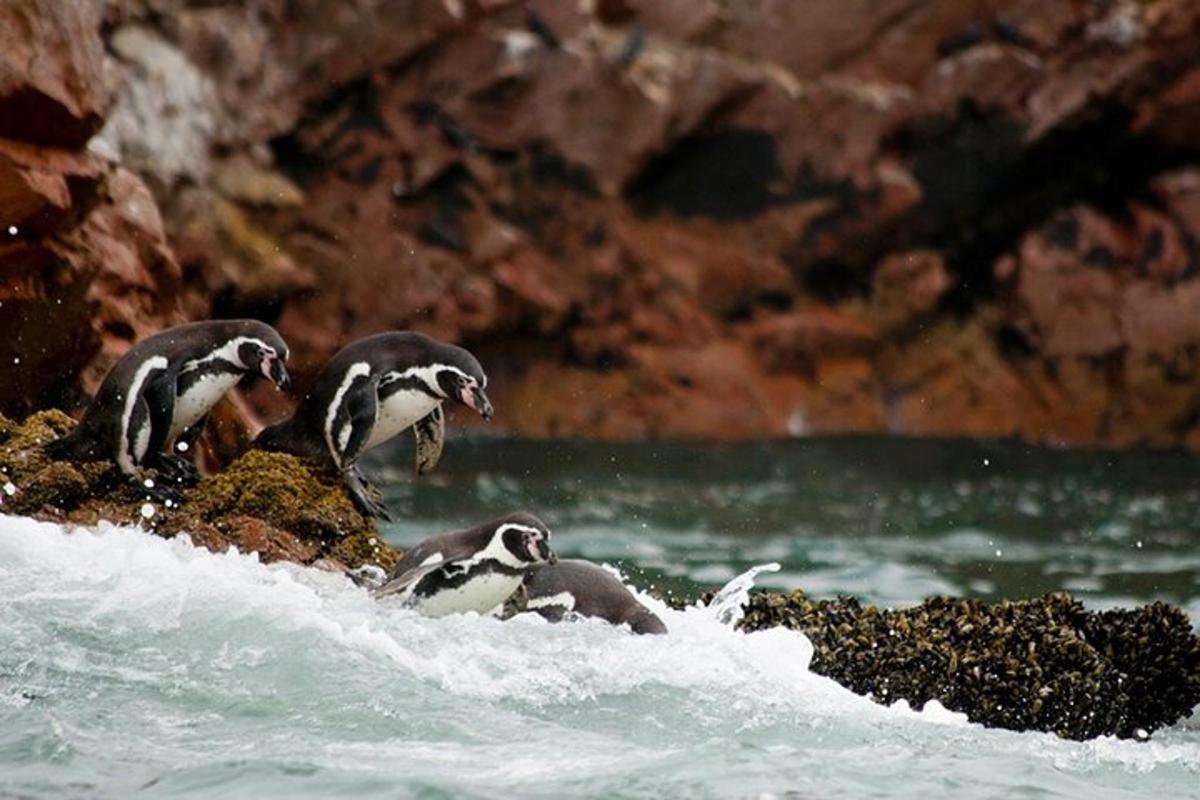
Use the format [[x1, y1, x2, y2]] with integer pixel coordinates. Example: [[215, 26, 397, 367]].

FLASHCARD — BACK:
[[524, 559, 668, 635]]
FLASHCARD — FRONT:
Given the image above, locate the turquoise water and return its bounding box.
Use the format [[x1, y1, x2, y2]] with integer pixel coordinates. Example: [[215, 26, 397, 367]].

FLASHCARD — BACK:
[[2, 438, 1199, 798]]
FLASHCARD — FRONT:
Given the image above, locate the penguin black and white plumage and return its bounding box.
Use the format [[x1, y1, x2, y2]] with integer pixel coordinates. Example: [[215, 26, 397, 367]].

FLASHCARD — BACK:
[[374, 512, 556, 617], [255, 332, 493, 519], [523, 559, 668, 635], [45, 320, 291, 499]]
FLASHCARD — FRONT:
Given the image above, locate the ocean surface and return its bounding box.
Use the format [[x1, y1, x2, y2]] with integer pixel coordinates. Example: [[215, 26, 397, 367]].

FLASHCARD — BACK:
[[2, 436, 1199, 798]]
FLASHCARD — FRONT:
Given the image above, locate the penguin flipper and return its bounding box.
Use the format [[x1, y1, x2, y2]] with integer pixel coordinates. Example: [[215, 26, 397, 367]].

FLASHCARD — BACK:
[[115, 357, 171, 476], [327, 371, 379, 469], [140, 371, 197, 488], [413, 404, 445, 476], [373, 561, 447, 600], [141, 370, 178, 457]]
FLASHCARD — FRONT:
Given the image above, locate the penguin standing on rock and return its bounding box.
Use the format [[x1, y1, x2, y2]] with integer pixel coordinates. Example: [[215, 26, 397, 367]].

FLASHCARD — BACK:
[[523, 559, 668, 635], [374, 512, 556, 617], [45, 320, 291, 501], [255, 332, 493, 519]]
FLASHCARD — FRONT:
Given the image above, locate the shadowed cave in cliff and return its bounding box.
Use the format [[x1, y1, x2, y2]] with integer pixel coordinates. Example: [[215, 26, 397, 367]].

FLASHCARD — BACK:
[[626, 127, 785, 220], [894, 100, 1200, 313]]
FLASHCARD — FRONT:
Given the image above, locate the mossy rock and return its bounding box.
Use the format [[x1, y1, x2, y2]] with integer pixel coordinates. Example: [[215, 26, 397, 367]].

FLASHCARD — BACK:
[[185, 450, 368, 541], [736, 589, 1200, 740], [0, 410, 400, 572], [0, 410, 120, 518]]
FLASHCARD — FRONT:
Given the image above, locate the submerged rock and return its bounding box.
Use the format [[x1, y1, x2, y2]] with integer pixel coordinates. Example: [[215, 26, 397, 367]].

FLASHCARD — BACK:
[[0, 410, 398, 572], [736, 589, 1200, 741]]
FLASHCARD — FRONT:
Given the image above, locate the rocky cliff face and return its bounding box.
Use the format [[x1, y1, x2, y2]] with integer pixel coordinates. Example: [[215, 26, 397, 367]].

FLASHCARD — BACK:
[[3, 0, 1200, 447]]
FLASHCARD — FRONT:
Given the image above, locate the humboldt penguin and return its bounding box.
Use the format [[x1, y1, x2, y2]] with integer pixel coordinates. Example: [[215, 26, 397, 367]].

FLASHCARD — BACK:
[[255, 332, 492, 519], [523, 559, 668, 635], [45, 320, 291, 501], [374, 512, 556, 617]]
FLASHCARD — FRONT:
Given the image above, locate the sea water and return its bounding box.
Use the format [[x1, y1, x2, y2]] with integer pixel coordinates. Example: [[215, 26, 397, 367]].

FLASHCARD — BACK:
[[2, 437, 1199, 798]]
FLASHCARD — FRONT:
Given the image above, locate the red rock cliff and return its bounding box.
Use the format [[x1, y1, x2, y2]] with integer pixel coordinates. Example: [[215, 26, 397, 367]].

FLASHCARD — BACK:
[[3, 0, 1200, 448]]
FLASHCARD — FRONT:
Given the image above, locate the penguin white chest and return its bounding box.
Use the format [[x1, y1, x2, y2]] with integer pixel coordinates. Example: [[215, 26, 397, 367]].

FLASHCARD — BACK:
[[411, 571, 524, 618], [170, 373, 241, 442], [366, 389, 440, 451]]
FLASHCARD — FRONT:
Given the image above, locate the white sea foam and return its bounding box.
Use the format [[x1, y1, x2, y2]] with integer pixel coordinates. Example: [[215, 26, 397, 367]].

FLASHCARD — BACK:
[[0, 516, 1197, 799]]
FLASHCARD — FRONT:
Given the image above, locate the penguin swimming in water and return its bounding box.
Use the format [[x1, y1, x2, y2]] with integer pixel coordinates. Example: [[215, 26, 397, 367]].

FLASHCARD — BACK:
[[523, 559, 668, 635], [255, 331, 492, 519], [45, 320, 291, 501], [374, 512, 556, 617]]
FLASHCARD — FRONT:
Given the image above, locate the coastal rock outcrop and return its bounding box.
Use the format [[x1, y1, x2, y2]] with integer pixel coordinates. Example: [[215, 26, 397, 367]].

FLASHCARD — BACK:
[[3, 0, 1200, 449]]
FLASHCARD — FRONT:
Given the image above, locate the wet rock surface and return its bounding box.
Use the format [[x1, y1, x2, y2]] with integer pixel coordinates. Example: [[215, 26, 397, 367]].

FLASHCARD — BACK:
[[3, 1, 1200, 448], [735, 589, 1200, 741], [0, 411, 397, 572]]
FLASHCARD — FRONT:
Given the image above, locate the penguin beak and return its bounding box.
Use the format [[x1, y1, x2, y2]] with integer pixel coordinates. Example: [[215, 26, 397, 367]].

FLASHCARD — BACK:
[[266, 357, 292, 391], [527, 535, 555, 564], [460, 383, 493, 420]]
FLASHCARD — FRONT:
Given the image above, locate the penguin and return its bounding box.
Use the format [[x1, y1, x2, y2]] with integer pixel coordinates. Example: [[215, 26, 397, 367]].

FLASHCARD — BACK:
[[255, 331, 492, 519], [374, 511, 556, 617], [523, 559, 668, 635], [45, 320, 291, 500]]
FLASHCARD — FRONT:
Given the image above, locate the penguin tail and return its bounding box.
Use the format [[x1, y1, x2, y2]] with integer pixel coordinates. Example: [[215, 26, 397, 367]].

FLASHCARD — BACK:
[[254, 418, 316, 459], [253, 420, 290, 453], [43, 428, 96, 463]]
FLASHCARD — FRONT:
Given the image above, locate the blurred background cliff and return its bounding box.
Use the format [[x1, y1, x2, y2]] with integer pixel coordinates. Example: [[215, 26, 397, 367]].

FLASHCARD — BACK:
[[2, 0, 1200, 447]]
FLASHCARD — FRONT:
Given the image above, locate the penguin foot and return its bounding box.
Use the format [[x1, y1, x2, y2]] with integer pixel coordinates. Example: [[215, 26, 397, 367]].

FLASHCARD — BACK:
[[145, 453, 200, 488], [343, 467, 393, 521], [162, 454, 201, 486], [137, 478, 185, 508]]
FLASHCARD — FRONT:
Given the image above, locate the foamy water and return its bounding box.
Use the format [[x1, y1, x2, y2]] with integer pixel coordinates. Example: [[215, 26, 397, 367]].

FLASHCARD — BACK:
[[1, 517, 1197, 799]]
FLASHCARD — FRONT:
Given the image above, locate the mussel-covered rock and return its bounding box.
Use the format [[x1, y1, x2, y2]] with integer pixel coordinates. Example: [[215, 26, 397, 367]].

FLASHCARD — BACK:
[[736, 589, 1200, 741]]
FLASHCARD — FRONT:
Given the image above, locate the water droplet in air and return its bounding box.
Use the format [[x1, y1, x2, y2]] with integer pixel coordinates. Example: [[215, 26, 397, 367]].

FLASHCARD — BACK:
[[983, 458, 990, 466], [6, 225, 17, 236], [176, 441, 189, 452], [143, 478, 155, 489], [140, 503, 155, 519], [3, 481, 17, 496]]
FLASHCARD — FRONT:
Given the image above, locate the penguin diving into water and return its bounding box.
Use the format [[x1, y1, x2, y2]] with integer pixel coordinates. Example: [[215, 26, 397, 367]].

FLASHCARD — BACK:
[[45, 320, 291, 502], [522, 559, 668, 635], [374, 512, 556, 617], [255, 332, 493, 519]]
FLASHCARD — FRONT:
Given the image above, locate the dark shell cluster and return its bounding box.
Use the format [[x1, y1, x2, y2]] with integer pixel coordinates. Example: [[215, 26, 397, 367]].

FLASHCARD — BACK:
[[736, 589, 1200, 740]]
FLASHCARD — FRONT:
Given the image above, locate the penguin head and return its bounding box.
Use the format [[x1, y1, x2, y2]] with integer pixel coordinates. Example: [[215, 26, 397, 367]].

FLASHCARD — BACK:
[[233, 322, 292, 392], [430, 344, 492, 421], [494, 512, 557, 566]]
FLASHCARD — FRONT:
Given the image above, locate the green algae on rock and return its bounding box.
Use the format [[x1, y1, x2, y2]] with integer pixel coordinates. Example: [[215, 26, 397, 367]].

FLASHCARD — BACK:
[[0, 409, 123, 519], [736, 589, 1200, 741], [0, 411, 399, 572], [181, 449, 398, 572]]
